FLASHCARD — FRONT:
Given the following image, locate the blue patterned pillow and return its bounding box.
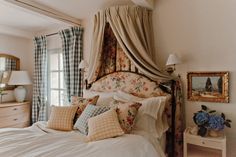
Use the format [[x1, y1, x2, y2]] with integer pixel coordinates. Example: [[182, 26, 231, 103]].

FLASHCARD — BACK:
[[74, 104, 110, 135]]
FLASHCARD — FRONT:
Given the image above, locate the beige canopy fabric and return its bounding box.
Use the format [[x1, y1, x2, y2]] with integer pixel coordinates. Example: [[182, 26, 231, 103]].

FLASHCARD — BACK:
[[87, 11, 107, 82], [87, 5, 171, 83]]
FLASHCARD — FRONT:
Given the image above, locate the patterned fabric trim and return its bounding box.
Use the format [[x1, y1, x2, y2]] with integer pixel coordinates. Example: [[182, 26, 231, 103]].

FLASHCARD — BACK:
[[59, 26, 84, 102], [32, 36, 47, 123]]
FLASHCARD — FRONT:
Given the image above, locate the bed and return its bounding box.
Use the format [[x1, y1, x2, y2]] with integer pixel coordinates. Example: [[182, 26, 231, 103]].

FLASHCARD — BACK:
[[0, 5, 183, 157], [0, 71, 177, 157], [0, 122, 159, 157]]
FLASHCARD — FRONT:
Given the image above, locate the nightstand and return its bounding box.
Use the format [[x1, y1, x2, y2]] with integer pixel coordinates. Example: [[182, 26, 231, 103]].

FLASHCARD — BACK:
[[0, 101, 31, 128], [184, 127, 226, 157]]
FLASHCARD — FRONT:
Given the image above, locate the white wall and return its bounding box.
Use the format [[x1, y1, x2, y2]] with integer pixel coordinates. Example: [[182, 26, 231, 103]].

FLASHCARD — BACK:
[[152, 0, 236, 155], [0, 34, 34, 101]]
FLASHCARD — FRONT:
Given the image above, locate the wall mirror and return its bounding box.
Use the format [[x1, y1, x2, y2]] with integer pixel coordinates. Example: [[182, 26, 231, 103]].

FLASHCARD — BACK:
[[0, 54, 20, 90]]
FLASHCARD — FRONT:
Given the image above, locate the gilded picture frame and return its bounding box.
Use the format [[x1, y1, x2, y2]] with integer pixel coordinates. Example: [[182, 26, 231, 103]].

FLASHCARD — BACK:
[[187, 72, 229, 103]]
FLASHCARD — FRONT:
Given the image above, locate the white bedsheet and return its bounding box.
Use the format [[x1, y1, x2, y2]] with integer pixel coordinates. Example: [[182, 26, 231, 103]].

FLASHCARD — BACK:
[[0, 122, 163, 157]]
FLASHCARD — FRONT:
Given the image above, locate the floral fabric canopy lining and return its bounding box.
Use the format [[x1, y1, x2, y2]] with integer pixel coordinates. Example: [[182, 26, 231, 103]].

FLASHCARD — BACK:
[[98, 23, 138, 78]]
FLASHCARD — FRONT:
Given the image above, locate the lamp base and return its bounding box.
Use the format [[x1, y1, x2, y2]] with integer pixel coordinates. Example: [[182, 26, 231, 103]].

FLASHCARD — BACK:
[[166, 67, 174, 74], [14, 86, 26, 102]]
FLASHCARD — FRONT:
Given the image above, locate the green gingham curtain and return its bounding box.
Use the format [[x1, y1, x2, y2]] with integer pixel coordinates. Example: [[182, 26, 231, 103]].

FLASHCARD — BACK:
[[32, 36, 47, 123], [59, 26, 84, 102], [5, 58, 17, 71]]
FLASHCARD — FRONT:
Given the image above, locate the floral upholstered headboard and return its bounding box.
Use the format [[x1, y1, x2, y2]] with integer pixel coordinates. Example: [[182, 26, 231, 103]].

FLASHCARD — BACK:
[[89, 71, 168, 98], [88, 71, 183, 157]]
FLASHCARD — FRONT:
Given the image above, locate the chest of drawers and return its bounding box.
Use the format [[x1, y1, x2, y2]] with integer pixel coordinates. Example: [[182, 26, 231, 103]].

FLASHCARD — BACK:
[[0, 101, 30, 128]]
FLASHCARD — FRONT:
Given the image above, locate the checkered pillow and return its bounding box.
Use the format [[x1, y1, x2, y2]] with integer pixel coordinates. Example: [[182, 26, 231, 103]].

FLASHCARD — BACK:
[[47, 105, 78, 131], [74, 104, 110, 135], [87, 109, 124, 142], [71, 95, 99, 120]]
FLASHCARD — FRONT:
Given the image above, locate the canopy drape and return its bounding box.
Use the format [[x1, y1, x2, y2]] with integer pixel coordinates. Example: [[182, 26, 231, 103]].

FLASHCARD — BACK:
[[87, 5, 183, 157], [87, 5, 170, 83]]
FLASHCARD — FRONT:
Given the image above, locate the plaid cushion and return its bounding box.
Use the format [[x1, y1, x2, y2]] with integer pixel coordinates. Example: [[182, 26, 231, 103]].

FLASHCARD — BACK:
[[47, 105, 78, 131], [87, 109, 124, 142], [74, 104, 110, 135]]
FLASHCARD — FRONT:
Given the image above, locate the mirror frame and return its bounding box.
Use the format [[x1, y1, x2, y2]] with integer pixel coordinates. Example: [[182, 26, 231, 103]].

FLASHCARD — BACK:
[[0, 54, 20, 90]]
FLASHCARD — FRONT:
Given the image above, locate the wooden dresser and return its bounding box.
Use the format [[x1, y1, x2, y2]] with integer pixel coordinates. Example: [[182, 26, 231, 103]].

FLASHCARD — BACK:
[[0, 101, 30, 128]]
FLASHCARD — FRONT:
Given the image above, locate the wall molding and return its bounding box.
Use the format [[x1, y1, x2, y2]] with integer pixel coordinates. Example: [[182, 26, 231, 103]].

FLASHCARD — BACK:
[[5, 0, 81, 26], [0, 25, 34, 38]]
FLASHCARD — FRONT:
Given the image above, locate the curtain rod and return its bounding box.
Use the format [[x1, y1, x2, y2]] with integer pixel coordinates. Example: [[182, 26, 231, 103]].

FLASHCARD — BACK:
[[46, 32, 58, 37]]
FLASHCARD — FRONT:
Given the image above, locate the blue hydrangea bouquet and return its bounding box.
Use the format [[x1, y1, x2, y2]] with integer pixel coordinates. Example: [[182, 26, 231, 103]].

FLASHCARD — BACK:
[[193, 105, 232, 137]]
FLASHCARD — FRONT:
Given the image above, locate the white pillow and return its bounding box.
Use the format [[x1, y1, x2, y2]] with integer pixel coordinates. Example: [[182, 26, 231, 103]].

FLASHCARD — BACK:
[[115, 90, 144, 102], [137, 97, 169, 138], [114, 90, 166, 118], [113, 91, 169, 138], [83, 90, 117, 106]]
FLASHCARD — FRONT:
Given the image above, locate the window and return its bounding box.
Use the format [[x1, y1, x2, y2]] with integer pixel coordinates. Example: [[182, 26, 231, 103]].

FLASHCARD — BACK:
[[48, 48, 67, 106]]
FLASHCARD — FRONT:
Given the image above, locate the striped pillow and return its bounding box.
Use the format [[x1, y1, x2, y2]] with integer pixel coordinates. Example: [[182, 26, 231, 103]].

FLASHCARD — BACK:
[[74, 104, 110, 135], [87, 109, 124, 142], [47, 105, 78, 131]]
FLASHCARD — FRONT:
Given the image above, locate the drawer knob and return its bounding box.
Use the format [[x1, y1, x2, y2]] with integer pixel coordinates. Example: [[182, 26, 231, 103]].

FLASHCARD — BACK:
[[13, 108, 18, 110], [14, 118, 18, 121], [202, 141, 205, 144]]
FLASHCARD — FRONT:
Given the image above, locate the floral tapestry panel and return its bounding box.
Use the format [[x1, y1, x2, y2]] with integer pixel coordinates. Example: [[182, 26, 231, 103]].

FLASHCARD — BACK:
[[98, 23, 117, 78], [116, 43, 133, 71], [97, 23, 139, 80]]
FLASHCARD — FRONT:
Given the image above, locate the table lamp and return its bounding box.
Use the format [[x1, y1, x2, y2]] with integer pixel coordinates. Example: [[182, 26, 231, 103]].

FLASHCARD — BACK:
[[166, 54, 181, 74], [8, 71, 32, 102]]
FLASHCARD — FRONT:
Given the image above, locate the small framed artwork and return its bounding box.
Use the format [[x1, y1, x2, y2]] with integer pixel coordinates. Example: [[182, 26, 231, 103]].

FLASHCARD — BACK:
[[187, 71, 229, 103]]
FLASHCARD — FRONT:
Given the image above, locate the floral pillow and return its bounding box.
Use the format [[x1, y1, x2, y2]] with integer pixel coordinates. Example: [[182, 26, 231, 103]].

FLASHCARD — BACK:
[[71, 95, 99, 119], [116, 102, 142, 133]]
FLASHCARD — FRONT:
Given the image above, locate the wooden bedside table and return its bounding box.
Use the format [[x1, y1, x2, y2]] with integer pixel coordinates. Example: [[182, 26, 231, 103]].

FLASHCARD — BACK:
[[0, 101, 31, 128], [184, 127, 226, 157]]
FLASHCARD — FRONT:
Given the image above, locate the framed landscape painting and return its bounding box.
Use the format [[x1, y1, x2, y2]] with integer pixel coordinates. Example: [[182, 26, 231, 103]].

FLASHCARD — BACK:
[[187, 72, 229, 103]]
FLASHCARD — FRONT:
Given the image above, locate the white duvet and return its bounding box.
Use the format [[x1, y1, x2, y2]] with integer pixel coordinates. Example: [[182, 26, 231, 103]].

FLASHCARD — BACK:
[[0, 122, 164, 157]]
